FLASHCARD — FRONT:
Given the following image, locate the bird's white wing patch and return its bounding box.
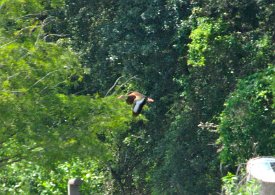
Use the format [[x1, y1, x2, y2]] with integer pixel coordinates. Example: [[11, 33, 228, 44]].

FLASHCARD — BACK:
[[133, 98, 145, 113]]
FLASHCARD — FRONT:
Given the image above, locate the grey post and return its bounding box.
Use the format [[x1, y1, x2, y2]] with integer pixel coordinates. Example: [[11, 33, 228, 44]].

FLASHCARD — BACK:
[[246, 157, 275, 195], [68, 178, 82, 195]]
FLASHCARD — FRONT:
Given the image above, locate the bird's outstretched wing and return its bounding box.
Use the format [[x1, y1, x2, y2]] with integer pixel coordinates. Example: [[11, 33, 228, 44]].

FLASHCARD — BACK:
[[125, 91, 144, 104], [128, 91, 144, 100]]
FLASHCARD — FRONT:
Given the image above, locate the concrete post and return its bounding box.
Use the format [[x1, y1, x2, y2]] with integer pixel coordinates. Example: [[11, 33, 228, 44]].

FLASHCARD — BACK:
[[260, 182, 275, 195], [68, 178, 82, 195], [246, 157, 275, 195]]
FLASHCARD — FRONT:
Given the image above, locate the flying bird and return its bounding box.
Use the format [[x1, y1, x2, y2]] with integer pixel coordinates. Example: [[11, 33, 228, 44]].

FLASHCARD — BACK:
[[118, 91, 154, 116]]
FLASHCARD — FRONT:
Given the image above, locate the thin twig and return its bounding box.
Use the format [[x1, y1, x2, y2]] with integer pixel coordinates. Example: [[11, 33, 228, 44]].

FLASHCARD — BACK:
[[0, 90, 25, 93], [16, 10, 49, 20], [0, 39, 17, 49], [105, 76, 124, 97], [114, 75, 139, 94], [40, 80, 66, 93], [28, 70, 60, 90], [43, 34, 69, 41]]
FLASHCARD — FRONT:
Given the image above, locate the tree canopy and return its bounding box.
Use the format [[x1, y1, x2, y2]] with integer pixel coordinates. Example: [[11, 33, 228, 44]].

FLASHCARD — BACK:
[[0, 0, 274, 194]]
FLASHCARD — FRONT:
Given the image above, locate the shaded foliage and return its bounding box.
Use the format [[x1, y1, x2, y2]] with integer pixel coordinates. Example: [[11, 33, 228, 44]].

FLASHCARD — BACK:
[[218, 67, 275, 165], [0, 0, 274, 194], [63, 0, 274, 194]]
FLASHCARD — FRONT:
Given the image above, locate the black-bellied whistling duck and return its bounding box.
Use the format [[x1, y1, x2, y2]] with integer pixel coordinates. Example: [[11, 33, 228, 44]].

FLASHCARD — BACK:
[[118, 91, 154, 116]]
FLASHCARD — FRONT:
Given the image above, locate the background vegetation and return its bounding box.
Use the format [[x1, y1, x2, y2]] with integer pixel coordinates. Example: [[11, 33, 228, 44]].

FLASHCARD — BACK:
[[0, 0, 274, 194]]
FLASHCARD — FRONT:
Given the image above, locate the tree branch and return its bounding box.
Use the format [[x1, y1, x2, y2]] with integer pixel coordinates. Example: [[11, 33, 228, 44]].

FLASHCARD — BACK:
[[28, 69, 60, 90], [0, 39, 17, 49], [114, 75, 139, 94], [105, 76, 124, 97]]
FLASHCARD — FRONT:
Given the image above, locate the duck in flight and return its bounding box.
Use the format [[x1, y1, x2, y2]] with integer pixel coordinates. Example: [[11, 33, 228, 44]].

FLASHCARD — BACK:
[[118, 91, 154, 116]]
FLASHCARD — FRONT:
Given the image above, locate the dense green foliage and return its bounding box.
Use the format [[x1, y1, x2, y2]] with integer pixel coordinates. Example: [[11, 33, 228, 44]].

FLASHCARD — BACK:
[[0, 0, 274, 194], [0, 159, 107, 194], [0, 0, 132, 193], [218, 68, 274, 165], [221, 171, 260, 194]]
